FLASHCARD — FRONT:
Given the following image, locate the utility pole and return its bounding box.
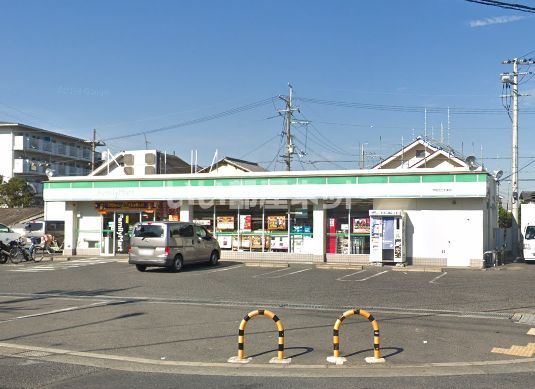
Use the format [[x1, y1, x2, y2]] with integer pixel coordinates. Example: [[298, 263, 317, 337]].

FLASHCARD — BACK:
[[278, 83, 300, 171], [359, 143, 366, 169], [86, 129, 106, 172], [501, 57, 535, 258]]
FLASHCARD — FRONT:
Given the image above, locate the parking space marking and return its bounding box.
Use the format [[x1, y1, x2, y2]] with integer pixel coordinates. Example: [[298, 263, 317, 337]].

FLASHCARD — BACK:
[[528, 328, 535, 336], [0, 301, 110, 324], [188, 264, 245, 275], [336, 270, 367, 281], [252, 268, 293, 278], [7, 259, 116, 273], [337, 270, 388, 282], [266, 268, 312, 278], [429, 272, 448, 284]]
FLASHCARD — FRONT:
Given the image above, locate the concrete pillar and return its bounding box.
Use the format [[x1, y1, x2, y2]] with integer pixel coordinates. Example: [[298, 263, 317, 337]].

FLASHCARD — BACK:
[[63, 202, 77, 256], [312, 200, 326, 261], [180, 201, 194, 222]]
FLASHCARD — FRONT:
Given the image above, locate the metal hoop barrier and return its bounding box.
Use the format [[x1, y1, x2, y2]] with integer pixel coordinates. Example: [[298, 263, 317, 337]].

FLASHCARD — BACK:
[[326, 308, 386, 365], [228, 309, 291, 364]]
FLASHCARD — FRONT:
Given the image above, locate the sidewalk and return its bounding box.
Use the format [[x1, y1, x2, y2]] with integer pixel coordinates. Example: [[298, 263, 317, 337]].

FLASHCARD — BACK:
[[43, 254, 129, 263]]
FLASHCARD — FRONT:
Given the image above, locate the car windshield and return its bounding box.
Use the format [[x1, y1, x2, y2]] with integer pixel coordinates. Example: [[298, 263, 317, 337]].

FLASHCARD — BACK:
[[25, 223, 44, 232], [133, 224, 164, 238], [525, 226, 535, 240]]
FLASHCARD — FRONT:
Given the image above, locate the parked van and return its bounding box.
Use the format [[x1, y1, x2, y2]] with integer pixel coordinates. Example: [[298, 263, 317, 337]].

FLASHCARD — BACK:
[[128, 221, 221, 272], [12, 220, 65, 244]]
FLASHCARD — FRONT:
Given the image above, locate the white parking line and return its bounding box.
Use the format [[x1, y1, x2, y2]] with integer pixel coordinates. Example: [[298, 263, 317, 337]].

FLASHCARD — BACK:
[[267, 268, 312, 278], [188, 265, 245, 275], [336, 270, 367, 281], [0, 301, 110, 324], [252, 268, 292, 278], [337, 270, 388, 282], [429, 272, 448, 284]]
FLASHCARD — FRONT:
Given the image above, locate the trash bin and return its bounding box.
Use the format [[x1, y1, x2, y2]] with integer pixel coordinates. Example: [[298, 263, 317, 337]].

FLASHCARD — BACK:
[[483, 250, 497, 267]]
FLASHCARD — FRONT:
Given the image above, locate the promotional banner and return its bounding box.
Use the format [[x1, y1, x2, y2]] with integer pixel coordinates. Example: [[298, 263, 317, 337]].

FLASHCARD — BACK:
[[267, 216, 286, 230], [239, 215, 252, 232], [216, 216, 235, 230], [353, 217, 370, 234]]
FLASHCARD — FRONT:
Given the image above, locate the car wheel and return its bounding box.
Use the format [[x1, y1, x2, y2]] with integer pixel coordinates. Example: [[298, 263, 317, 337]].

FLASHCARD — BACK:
[[172, 255, 183, 272], [208, 250, 219, 266], [136, 264, 147, 272]]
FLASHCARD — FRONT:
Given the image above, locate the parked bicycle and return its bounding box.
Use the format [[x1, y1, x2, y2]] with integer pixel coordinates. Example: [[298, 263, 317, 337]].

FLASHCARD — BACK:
[[33, 239, 64, 262], [0, 239, 33, 264]]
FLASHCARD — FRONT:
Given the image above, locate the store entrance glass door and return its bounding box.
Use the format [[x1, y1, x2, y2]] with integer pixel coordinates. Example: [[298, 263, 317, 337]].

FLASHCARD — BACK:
[[101, 212, 145, 256], [101, 214, 114, 256], [114, 212, 141, 255]]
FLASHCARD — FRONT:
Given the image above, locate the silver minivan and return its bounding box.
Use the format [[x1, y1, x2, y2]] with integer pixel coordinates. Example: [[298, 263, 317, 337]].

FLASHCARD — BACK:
[[128, 221, 221, 272]]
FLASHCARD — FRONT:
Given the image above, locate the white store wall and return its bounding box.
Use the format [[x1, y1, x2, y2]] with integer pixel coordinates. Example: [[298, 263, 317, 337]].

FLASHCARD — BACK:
[[374, 198, 486, 266]]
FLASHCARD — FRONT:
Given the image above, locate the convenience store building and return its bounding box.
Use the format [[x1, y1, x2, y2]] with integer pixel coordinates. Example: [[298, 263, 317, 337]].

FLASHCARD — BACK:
[[43, 164, 499, 268]]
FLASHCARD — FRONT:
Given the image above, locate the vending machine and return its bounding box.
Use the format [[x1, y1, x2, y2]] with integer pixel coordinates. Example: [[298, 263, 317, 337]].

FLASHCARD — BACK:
[[369, 210, 406, 265]]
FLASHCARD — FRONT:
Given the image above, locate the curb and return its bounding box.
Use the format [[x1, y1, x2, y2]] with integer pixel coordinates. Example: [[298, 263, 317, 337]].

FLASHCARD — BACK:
[[316, 263, 363, 270], [1, 342, 535, 378], [244, 262, 289, 268]]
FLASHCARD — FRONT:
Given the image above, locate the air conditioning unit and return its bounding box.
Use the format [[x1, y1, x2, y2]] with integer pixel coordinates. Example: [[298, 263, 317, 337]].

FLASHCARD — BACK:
[[145, 152, 157, 175]]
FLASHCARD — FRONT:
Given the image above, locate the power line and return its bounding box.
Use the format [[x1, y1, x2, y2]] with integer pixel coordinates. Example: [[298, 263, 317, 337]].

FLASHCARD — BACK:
[[102, 98, 275, 141], [465, 0, 535, 13], [239, 133, 280, 159], [297, 96, 535, 114]]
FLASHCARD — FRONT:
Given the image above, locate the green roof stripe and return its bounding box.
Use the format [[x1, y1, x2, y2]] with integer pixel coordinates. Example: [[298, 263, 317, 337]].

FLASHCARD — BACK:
[[215, 179, 242, 186], [358, 176, 388, 184], [190, 179, 214, 186], [48, 182, 71, 189], [455, 174, 478, 183], [44, 173, 487, 190], [242, 178, 269, 185], [299, 177, 327, 184], [140, 180, 164, 187], [166, 180, 188, 186], [269, 177, 298, 185], [327, 176, 356, 184], [72, 182, 93, 188], [94, 181, 139, 188], [422, 175, 454, 183], [389, 175, 421, 184]]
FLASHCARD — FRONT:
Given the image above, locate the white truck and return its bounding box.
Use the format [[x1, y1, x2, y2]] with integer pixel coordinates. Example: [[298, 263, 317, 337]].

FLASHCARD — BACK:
[[521, 201, 535, 263]]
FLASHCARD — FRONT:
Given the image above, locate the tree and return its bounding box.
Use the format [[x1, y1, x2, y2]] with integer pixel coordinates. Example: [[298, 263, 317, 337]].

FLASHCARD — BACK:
[[0, 176, 34, 208], [498, 204, 512, 229]]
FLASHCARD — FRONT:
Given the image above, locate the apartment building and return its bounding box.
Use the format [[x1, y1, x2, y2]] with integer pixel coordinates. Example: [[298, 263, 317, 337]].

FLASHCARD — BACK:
[[0, 122, 100, 201]]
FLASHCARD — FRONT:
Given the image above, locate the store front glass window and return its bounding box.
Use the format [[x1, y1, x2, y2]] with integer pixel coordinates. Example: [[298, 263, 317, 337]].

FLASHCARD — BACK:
[[264, 200, 289, 252], [213, 201, 237, 250], [326, 199, 372, 255], [289, 201, 313, 253], [193, 201, 216, 233]]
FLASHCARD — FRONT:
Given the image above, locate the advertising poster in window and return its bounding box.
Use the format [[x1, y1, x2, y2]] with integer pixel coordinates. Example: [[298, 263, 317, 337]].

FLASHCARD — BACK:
[[216, 216, 235, 231], [239, 215, 252, 232], [267, 215, 286, 231], [353, 217, 370, 234]]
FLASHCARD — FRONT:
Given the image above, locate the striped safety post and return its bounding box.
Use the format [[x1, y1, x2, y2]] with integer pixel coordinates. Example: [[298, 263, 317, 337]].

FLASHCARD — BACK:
[[327, 308, 385, 365], [228, 309, 291, 364]]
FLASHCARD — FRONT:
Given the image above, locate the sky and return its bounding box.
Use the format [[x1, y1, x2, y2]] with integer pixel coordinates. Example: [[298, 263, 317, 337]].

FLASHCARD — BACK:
[[1, 0, 535, 198]]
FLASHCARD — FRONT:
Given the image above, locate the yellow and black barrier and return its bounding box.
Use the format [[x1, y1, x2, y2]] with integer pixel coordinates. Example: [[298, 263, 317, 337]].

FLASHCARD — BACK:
[[228, 309, 291, 364], [326, 308, 385, 364]]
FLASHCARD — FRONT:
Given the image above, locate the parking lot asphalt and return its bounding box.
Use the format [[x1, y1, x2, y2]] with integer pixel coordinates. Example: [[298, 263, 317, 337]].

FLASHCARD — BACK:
[[0, 258, 534, 378]]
